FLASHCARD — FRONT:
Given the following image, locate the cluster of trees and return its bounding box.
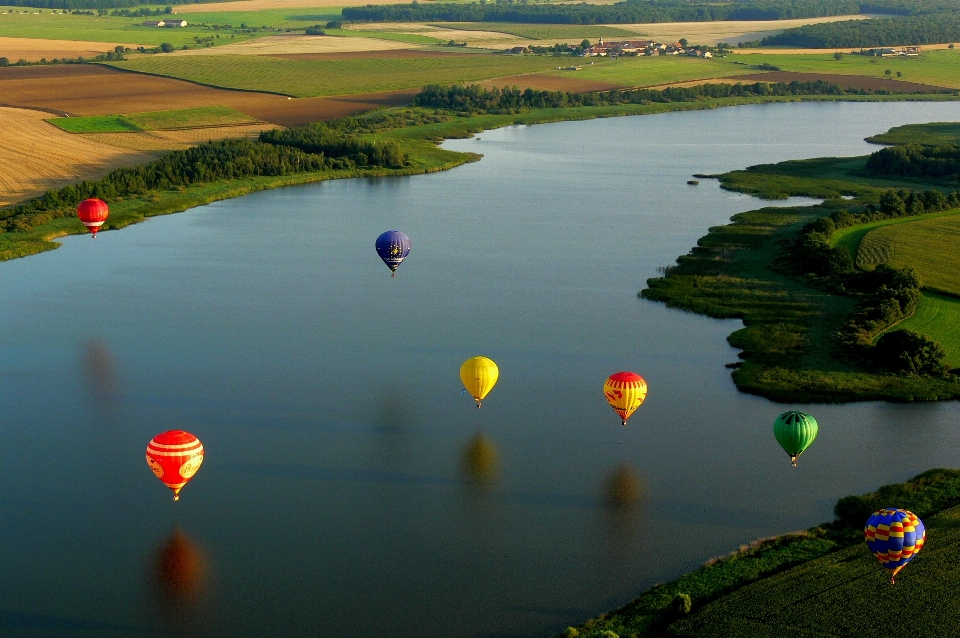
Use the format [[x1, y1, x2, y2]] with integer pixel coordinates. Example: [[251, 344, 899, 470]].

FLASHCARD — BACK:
[[762, 13, 960, 47], [4, 0, 207, 8], [0, 123, 413, 235], [342, 0, 863, 26], [865, 143, 960, 181], [110, 5, 171, 15], [412, 80, 930, 115], [260, 126, 407, 169]]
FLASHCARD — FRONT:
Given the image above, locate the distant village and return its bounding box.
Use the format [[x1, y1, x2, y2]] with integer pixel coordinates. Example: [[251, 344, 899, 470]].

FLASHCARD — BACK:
[[507, 37, 715, 58]]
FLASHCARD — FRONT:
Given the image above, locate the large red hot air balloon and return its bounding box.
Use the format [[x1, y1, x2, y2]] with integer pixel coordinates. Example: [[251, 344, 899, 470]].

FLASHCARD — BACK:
[[77, 198, 109, 237], [146, 430, 204, 501]]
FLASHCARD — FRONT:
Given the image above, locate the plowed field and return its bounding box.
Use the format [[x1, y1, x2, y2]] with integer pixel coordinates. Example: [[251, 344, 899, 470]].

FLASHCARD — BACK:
[[0, 107, 154, 207], [0, 64, 416, 127]]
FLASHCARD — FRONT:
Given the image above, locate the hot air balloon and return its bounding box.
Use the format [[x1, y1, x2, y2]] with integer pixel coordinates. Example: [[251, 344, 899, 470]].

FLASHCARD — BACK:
[[603, 372, 647, 426], [77, 198, 109, 238], [864, 508, 925, 584], [460, 356, 498, 408], [773, 411, 818, 467], [375, 230, 411, 277], [146, 430, 204, 501]]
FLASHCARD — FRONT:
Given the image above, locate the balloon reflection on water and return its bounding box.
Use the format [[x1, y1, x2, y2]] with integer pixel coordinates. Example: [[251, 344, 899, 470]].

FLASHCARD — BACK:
[[603, 462, 645, 509], [152, 527, 208, 604], [461, 431, 500, 485]]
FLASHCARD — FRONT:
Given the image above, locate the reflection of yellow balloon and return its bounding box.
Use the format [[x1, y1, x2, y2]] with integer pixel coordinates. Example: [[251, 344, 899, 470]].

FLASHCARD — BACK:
[[604, 463, 644, 508], [462, 431, 499, 483], [460, 356, 499, 408], [603, 371, 647, 426]]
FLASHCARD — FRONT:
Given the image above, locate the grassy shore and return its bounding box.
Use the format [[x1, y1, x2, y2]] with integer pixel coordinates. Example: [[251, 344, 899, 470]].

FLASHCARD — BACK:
[[561, 468, 960, 638]]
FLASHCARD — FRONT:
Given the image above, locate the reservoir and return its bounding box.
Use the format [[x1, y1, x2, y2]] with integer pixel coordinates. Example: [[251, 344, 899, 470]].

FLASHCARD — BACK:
[[2, 100, 960, 637]]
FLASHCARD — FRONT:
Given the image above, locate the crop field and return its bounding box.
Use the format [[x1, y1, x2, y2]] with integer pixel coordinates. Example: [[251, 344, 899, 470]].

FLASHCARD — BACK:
[[669, 502, 960, 637], [856, 213, 960, 296], [895, 293, 960, 367], [733, 49, 960, 89], [0, 35, 145, 62], [107, 52, 581, 97], [0, 106, 154, 207], [0, 8, 259, 48], [0, 64, 415, 127], [428, 22, 640, 41], [50, 106, 260, 133], [165, 7, 340, 28]]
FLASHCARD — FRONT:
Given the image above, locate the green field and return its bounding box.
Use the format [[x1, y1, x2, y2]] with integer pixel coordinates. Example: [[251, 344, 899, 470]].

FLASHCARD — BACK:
[[49, 106, 258, 133], [868, 122, 960, 146], [429, 21, 640, 40], [0, 7, 262, 48], [162, 7, 342, 29], [543, 54, 756, 86], [325, 27, 443, 45], [894, 293, 960, 368], [856, 213, 960, 295], [48, 114, 142, 133], [830, 208, 960, 264], [107, 53, 604, 97], [736, 49, 960, 89], [670, 501, 960, 637]]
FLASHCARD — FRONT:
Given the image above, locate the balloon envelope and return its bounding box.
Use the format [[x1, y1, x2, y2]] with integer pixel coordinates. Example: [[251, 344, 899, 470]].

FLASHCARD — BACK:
[[603, 371, 647, 425], [773, 411, 818, 467], [460, 356, 498, 408], [375, 230, 411, 275], [864, 508, 925, 583], [77, 198, 109, 237], [146, 430, 204, 501]]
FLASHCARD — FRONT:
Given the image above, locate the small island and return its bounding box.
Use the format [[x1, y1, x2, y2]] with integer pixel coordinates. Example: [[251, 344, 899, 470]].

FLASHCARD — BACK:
[[642, 122, 960, 402]]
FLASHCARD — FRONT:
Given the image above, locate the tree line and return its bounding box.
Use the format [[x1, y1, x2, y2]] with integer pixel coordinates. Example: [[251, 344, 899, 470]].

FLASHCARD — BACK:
[[762, 13, 960, 47], [342, 0, 864, 26], [865, 143, 960, 182], [0, 124, 411, 235], [412, 80, 941, 115]]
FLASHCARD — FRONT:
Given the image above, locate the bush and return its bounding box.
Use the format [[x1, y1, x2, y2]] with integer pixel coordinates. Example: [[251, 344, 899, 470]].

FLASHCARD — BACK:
[[159, 42, 174, 53], [874, 329, 946, 375], [673, 593, 692, 614], [304, 25, 325, 35], [325, 20, 343, 28]]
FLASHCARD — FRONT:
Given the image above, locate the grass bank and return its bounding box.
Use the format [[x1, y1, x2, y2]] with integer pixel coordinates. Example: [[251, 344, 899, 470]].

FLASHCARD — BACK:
[[560, 468, 960, 638]]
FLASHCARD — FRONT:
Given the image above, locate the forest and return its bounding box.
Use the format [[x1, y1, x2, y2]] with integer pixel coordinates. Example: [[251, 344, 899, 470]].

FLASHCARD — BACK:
[[864, 143, 960, 180]]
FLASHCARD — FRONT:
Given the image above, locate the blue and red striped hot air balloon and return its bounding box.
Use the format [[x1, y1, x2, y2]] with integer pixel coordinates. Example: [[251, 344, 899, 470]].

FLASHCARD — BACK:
[[375, 230, 411, 277], [864, 508, 925, 584]]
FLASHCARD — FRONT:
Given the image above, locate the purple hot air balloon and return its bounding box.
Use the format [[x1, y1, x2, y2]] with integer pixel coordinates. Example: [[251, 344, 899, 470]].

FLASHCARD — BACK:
[[375, 230, 411, 277]]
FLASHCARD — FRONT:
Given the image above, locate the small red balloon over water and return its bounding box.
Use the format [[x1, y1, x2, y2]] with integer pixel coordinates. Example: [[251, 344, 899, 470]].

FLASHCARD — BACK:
[[146, 430, 204, 501], [77, 198, 109, 237]]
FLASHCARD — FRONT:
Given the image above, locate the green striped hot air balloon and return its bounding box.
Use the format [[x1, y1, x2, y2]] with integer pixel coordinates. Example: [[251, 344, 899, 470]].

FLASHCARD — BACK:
[[773, 411, 818, 468]]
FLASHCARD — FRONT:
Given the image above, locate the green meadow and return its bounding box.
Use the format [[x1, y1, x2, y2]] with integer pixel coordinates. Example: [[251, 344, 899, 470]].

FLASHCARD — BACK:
[[735, 49, 960, 89], [857, 213, 960, 296], [0, 7, 258, 47], [325, 27, 444, 45], [49, 106, 258, 133], [895, 293, 960, 368], [108, 53, 587, 97], [542, 54, 756, 86]]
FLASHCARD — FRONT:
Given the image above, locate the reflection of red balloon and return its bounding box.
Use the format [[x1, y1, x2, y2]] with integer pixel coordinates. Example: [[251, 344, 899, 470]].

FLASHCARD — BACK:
[[154, 527, 206, 603], [146, 431, 204, 501], [77, 198, 109, 237]]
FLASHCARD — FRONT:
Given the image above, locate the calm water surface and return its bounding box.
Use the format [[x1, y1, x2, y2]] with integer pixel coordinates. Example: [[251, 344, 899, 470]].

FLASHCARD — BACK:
[[3, 101, 960, 637]]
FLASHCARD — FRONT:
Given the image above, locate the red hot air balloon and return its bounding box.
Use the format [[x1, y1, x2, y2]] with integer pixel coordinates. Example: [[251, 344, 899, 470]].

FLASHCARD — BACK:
[[77, 198, 109, 237], [146, 430, 204, 501]]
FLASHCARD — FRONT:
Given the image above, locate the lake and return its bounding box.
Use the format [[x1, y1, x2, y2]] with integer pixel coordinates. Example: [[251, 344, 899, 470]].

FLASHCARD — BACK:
[[2, 100, 960, 637]]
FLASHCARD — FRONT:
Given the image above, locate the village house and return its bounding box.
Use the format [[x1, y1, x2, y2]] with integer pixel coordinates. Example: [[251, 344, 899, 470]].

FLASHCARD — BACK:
[[165, 19, 188, 27], [141, 20, 165, 26]]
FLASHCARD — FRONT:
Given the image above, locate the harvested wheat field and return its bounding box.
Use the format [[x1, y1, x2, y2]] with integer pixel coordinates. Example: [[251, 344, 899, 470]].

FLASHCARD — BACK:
[[734, 43, 958, 54], [726, 71, 947, 92], [171, 34, 416, 56], [0, 36, 147, 62], [621, 15, 870, 46], [479, 73, 622, 92], [172, 0, 403, 12], [0, 65, 417, 127], [0, 107, 155, 207]]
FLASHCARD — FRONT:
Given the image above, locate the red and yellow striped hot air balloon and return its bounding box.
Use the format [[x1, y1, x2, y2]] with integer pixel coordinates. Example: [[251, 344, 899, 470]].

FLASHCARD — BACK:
[[146, 430, 204, 501], [603, 371, 648, 426], [77, 198, 109, 237]]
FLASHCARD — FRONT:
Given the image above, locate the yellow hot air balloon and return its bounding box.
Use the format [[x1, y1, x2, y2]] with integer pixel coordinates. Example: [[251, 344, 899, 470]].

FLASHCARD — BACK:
[[603, 371, 648, 426], [460, 356, 499, 408]]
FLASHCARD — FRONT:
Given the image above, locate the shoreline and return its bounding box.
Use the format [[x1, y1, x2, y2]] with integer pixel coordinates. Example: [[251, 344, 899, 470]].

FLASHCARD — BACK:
[[2, 91, 958, 263]]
